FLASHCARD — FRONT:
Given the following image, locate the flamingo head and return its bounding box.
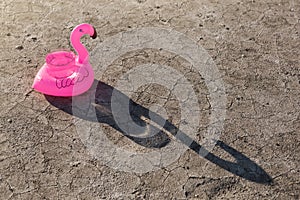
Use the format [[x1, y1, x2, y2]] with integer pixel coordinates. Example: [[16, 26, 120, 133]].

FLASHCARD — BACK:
[[72, 23, 97, 39]]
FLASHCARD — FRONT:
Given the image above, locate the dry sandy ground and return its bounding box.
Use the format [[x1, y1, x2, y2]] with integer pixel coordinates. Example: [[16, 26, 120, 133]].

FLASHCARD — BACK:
[[0, 0, 299, 199]]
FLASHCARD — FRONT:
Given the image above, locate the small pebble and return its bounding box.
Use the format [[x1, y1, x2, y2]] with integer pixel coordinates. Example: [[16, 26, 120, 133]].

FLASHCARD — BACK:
[[70, 161, 81, 167], [6, 33, 11, 36], [7, 119, 12, 123], [15, 45, 24, 50]]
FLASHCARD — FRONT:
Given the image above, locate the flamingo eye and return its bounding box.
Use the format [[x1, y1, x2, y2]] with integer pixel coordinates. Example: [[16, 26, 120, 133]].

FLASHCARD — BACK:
[[79, 29, 83, 32]]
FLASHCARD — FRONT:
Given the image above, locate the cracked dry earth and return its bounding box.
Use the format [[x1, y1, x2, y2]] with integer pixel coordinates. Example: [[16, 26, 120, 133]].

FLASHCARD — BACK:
[[1, 0, 300, 199]]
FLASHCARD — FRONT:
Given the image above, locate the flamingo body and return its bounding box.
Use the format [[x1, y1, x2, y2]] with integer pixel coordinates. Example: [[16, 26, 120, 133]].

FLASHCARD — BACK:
[[32, 24, 96, 97]]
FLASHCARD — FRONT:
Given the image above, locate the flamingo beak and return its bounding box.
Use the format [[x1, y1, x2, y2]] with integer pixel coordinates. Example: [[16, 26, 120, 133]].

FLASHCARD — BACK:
[[91, 26, 97, 39]]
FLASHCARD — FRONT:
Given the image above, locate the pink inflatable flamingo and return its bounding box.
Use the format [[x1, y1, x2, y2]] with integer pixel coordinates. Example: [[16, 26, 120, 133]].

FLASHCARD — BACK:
[[32, 23, 97, 96]]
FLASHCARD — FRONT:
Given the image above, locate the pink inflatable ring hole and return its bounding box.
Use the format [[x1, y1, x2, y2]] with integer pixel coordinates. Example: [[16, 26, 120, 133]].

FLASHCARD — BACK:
[[46, 51, 76, 68]]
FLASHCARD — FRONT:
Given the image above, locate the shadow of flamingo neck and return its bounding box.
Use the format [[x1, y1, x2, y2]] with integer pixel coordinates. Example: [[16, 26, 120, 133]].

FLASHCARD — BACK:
[[70, 33, 89, 64]]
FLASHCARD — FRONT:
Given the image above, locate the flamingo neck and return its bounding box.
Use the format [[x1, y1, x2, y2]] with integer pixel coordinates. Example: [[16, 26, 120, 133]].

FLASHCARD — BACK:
[[71, 34, 88, 64]]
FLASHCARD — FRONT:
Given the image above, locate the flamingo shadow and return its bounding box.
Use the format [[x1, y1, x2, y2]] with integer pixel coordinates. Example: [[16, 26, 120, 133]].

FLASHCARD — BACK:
[[45, 80, 273, 184]]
